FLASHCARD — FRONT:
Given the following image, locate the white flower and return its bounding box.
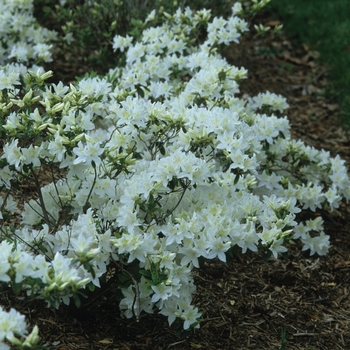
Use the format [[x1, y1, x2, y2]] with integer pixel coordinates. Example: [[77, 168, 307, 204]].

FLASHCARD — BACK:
[[112, 229, 154, 263], [325, 185, 341, 211], [48, 132, 67, 161], [296, 183, 324, 211], [9, 43, 29, 62], [73, 140, 104, 166], [126, 42, 146, 64], [301, 232, 330, 256], [179, 243, 201, 268], [119, 277, 153, 318], [206, 238, 231, 262], [50, 81, 69, 97], [2, 139, 24, 169], [159, 299, 178, 326], [145, 9, 156, 23], [260, 226, 280, 245], [269, 238, 288, 259], [0, 70, 20, 90], [0, 241, 12, 282], [305, 217, 324, 232], [0, 307, 27, 343], [12, 251, 36, 283], [78, 77, 111, 101], [70, 233, 96, 255], [31, 255, 49, 279], [232, 222, 259, 254], [256, 170, 282, 190], [21, 145, 42, 167], [255, 114, 280, 144], [33, 43, 53, 62], [177, 305, 202, 330], [251, 91, 289, 113], [151, 282, 173, 303], [232, 2, 243, 15], [112, 34, 133, 52]]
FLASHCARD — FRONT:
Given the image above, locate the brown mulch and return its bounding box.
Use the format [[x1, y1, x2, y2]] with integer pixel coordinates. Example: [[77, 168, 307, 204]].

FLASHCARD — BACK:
[[2, 13, 350, 350]]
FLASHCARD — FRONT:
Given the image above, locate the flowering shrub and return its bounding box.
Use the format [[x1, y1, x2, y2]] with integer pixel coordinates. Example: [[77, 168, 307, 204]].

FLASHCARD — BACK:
[[1, 1, 349, 348]]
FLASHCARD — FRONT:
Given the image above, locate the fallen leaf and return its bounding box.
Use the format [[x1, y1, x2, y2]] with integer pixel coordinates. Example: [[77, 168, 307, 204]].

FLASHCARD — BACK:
[[326, 104, 339, 111], [283, 53, 309, 66], [309, 314, 319, 321], [265, 20, 282, 26]]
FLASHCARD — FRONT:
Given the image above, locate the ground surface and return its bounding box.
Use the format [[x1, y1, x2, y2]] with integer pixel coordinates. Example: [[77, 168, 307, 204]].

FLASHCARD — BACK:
[[2, 13, 350, 350]]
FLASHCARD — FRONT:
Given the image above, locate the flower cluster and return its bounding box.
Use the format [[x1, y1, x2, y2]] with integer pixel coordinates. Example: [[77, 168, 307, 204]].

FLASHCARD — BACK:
[[0, 306, 40, 350], [0, 0, 57, 66], [0, 2, 349, 346]]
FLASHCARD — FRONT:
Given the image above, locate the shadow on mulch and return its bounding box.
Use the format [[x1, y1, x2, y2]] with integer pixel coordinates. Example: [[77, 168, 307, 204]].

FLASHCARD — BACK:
[[2, 13, 350, 350]]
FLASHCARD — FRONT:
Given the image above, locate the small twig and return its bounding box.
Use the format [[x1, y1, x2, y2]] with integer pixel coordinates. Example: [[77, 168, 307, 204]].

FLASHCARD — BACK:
[[167, 179, 190, 217], [3, 228, 52, 262], [122, 267, 141, 322], [314, 68, 329, 82], [49, 164, 64, 209], [167, 339, 187, 349], [78, 270, 119, 309], [30, 166, 54, 230], [0, 189, 11, 237], [26, 198, 55, 229], [304, 296, 331, 304], [82, 164, 97, 214], [0, 188, 10, 213], [110, 255, 141, 321]]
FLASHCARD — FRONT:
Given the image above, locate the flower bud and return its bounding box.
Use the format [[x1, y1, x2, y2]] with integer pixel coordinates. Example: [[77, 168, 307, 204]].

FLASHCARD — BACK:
[[22, 89, 33, 104], [22, 325, 41, 346]]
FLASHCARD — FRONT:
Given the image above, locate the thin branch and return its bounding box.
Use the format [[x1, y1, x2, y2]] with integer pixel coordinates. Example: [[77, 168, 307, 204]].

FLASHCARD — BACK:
[[29, 166, 53, 230], [168, 179, 190, 217], [0, 188, 10, 213], [111, 255, 141, 321], [49, 163, 64, 209], [82, 164, 97, 214]]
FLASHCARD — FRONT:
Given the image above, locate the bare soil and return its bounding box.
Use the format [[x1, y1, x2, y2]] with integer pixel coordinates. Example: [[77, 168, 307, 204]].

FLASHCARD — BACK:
[[2, 13, 350, 350]]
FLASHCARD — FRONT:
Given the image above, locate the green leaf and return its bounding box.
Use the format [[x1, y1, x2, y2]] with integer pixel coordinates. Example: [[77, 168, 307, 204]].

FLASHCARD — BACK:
[[139, 269, 151, 278], [12, 282, 21, 294], [118, 271, 132, 283], [159, 144, 166, 155], [78, 290, 88, 299], [88, 282, 95, 292], [234, 173, 240, 185], [73, 293, 81, 308], [83, 262, 96, 279]]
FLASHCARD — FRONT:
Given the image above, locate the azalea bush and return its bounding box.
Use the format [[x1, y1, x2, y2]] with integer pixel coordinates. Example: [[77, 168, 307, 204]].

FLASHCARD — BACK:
[[1, 0, 350, 348]]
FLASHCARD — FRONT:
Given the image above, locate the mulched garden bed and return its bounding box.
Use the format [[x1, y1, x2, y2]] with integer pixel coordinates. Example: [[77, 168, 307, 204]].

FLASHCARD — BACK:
[[1, 11, 350, 350]]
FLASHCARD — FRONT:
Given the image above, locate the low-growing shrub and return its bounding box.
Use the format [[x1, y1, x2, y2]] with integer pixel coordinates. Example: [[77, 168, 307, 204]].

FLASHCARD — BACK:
[[0, 0, 348, 348]]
